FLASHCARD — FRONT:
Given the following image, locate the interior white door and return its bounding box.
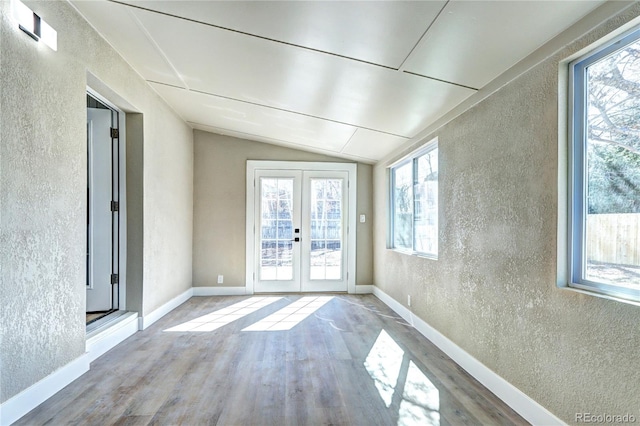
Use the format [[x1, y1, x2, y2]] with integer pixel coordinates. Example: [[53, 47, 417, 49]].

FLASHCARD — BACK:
[[87, 107, 113, 311], [254, 169, 348, 293]]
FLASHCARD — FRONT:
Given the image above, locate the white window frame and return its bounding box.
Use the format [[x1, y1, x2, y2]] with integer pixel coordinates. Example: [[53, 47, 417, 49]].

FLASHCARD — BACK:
[[388, 138, 438, 259], [568, 27, 640, 304]]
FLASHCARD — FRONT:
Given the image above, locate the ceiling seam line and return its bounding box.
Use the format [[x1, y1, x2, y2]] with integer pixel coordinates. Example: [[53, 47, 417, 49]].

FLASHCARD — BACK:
[[108, 0, 399, 72], [187, 121, 377, 163], [187, 87, 409, 138], [401, 71, 479, 91], [397, 0, 451, 72], [127, 9, 190, 90], [147, 80, 411, 139], [340, 128, 360, 154]]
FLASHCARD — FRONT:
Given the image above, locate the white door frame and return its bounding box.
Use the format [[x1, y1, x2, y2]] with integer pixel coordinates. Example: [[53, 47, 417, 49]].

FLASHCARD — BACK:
[[246, 161, 357, 294], [86, 86, 127, 312], [86, 106, 114, 311]]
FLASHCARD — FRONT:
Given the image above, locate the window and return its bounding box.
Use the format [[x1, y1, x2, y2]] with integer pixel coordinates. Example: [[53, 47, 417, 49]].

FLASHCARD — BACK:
[[390, 140, 438, 258], [569, 27, 640, 302]]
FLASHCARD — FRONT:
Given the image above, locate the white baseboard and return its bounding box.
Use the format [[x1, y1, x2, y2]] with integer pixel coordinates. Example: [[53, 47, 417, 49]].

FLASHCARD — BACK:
[[86, 312, 139, 363], [0, 355, 90, 426], [371, 286, 565, 426], [192, 286, 247, 296], [139, 288, 193, 330], [193, 286, 370, 296], [372, 287, 414, 324]]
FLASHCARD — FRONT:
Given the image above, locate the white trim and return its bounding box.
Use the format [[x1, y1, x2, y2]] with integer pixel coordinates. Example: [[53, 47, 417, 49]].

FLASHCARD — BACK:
[[246, 163, 256, 294], [246, 161, 358, 294], [355, 285, 374, 294], [0, 355, 90, 426], [138, 288, 193, 330], [85, 312, 138, 363], [388, 137, 438, 169], [560, 23, 640, 305], [371, 286, 565, 426], [346, 166, 357, 295], [388, 138, 439, 257], [117, 112, 127, 310], [87, 86, 120, 112], [192, 286, 248, 296]]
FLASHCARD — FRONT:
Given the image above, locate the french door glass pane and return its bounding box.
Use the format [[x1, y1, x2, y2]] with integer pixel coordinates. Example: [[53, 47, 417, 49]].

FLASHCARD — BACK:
[[260, 178, 293, 281], [584, 42, 640, 289], [310, 179, 342, 280]]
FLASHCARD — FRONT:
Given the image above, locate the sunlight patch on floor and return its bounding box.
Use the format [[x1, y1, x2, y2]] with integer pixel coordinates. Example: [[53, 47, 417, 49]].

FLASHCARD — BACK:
[[364, 329, 404, 407], [241, 296, 333, 331], [364, 329, 441, 425], [398, 361, 440, 426], [163, 297, 282, 332]]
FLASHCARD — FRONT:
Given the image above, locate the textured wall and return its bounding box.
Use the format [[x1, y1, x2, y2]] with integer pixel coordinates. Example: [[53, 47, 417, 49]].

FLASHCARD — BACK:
[[141, 102, 193, 315], [193, 131, 373, 288], [0, 1, 193, 402], [0, 1, 86, 403], [373, 5, 640, 424]]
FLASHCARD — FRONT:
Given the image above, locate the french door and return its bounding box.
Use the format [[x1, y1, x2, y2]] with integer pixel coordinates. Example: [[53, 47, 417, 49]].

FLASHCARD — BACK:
[[248, 162, 356, 293]]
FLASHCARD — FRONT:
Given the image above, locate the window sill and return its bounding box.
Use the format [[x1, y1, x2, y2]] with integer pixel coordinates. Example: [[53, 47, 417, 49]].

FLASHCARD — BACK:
[[558, 284, 640, 307], [389, 248, 438, 261]]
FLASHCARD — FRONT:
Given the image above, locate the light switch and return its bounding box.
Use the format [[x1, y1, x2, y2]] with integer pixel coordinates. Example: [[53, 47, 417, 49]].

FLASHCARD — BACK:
[[359, 214, 366, 223]]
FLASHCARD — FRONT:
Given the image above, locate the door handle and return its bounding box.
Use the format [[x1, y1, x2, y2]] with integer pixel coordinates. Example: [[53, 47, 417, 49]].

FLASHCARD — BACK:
[[292, 237, 300, 242]]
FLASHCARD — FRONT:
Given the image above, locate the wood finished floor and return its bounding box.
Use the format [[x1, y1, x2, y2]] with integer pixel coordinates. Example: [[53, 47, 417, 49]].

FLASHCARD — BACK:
[[17, 295, 528, 426]]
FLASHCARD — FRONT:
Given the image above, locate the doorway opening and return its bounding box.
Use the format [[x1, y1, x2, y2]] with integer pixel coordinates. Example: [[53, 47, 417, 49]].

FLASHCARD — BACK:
[[246, 161, 357, 294], [86, 92, 124, 327]]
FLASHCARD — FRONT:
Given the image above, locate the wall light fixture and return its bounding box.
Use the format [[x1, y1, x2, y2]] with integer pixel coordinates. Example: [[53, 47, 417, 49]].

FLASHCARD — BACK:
[[12, 0, 57, 51]]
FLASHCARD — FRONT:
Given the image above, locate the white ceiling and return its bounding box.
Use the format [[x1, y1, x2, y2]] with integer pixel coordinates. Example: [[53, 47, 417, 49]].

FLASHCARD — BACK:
[[71, 0, 605, 163]]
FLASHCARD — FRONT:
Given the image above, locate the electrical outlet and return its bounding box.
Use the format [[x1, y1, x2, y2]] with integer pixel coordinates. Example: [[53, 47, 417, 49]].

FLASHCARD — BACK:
[[217, 275, 224, 284], [408, 295, 411, 307]]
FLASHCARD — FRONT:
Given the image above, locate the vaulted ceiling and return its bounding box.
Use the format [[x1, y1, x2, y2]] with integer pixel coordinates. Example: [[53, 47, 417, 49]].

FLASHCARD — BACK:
[[72, 0, 605, 163]]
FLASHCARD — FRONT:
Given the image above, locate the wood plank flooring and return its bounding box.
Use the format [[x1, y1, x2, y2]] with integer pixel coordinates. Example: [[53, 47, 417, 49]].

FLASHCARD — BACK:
[[16, 295, 528, 426]]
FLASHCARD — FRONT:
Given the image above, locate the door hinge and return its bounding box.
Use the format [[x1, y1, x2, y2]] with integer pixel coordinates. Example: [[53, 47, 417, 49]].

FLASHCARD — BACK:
[[110, 127, 119, 139], [111, 274, 119, 284], [111, 201, 119, 212]]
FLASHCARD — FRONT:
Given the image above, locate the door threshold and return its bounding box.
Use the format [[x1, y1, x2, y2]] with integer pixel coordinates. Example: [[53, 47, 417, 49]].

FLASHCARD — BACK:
[[86, 311, 138, 362], [86, 310, 129, 337], [86, 309, 117, 326]]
